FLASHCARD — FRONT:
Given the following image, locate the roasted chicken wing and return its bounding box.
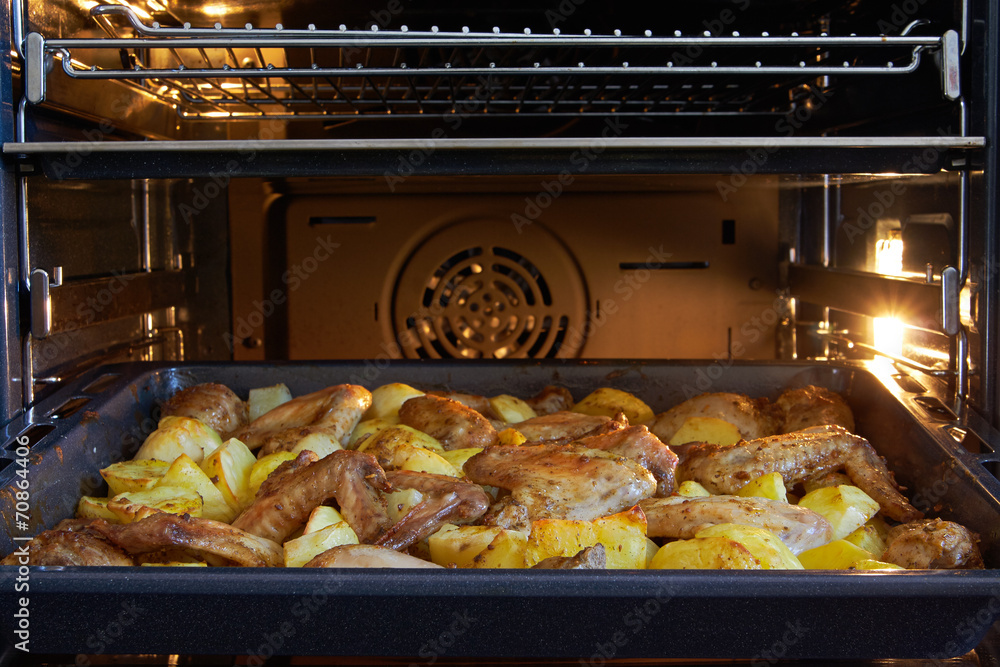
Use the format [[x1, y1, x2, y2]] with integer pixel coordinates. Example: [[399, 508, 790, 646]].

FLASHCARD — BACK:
[[398, 394, 498, 450], [161, 382, 249, 437], [882, 519, 983, 569], [777, 385, 855, 433], [649, 392, 782, 444]]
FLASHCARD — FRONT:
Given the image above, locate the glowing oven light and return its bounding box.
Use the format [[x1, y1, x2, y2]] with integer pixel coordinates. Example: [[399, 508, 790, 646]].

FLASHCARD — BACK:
[[874, 232, 904, 358]]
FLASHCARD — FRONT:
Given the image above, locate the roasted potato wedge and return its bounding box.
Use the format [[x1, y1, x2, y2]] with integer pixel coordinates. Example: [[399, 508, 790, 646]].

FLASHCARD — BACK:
[[525, 518, 599, 568], [364, 383, 425, 421], [571, 387, 654, 424], [593, 506, 648, 569], [133, 416, 223, 465], [798, 539, 877, 569], [100, 459, 169, 496], [471, 530, 528, 569], [284, 521, 360, 567], [76, 496, 120, 522], [737, 472, 788, 503], [429, 524, 505, 568], [798, 485, 880, 541], [200, 437, 257, 511], [677, 480, 712, 497], [157, 453, 236, 523], [649, 536, 762, 570], [248, 383, 293, 422], [247, 451, 298, 499], [668, 417, 743, 447], [695, 523, 803, 570], [489, 394, 538, 424], [108, 486, 203, 522]]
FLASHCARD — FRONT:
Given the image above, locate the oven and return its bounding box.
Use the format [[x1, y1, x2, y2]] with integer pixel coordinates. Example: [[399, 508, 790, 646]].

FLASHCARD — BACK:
[[1, 0, 999, 664]]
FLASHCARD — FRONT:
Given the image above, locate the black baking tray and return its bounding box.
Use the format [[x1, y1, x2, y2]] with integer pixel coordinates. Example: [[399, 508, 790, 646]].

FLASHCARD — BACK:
[[2, 359, 1000, 660]]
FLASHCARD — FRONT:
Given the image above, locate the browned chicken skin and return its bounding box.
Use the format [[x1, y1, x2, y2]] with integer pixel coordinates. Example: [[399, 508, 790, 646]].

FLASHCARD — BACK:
[[375, 471, 491, 551], [1, 522, 133, 566], [574, 424, 678, 497], [463, 444, 656, 521], [233, 449, 392, 544], [777, 385, 856, 434], [91, 513, 283, 567], [882, 519, 984, 569], [161, 382, 249, 437], [532, 544, 606, 569], [677, 425, 923, 523], [482, 496, 532, 533], [427, 391, 504, 424], [399, 394, 498, 450], [639, 495, 833, 555], [233, 384, 372, 456], [525, 386, 575, 415], [512, 411, 622, 444], [649, 392, 783, 444]]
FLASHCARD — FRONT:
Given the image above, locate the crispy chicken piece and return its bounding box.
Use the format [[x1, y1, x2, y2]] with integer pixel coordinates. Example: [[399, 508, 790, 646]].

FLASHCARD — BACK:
[[512, 411, 624, 444], [532, 544, 606, 569], [649, 392, 782, 444], [526, 386, 575, 415], [677, 425, 923, 523], [882, 519, 983, 569], [639, 495, 833, 555], [482, 496, 532, 533], [305, 544, 444, 568], [2, 522, 133, 566], [161, 382, 249, 438], [777, 385, 856, 434], [233, 449, 392, 544], [463, 444, 657, 521], [575, 425, 678, 497], [398, 394, 498, 450], [91, 513, 282, 567], [233, 384, 372, 456], [427, 391, 504, 424], [375, 471, 491, 551]]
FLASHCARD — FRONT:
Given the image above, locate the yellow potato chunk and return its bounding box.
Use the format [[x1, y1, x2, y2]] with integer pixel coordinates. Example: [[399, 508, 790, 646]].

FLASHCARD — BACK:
[[247, 451, 298, 499], [866, 515, 891, 543], [571, 387, 654, 424], [593, 506, 648, 570], [76, 496, 120, 523], [644, 538, 660, 568], [668, 417, 742, 447], [798, 485, 881, 541], [429, 524, 505, 568], [489, 394, 538, 424], [303, 506, 345, 534], [798, 539, 877, 569], [471, 530, 529, 569], [364, 383, 425, 421], [347, 417, 398, 448], [851, 559, 905, 571], [247, 383, 292, 422], [133, 416, 222, 464], [497, 428, 527, 447], [803, 471, 853, 493], [677, 480, 712, 497], [284, 521, 360, 568], [108, 486, 203, 522], [695, 523, 803, 570], [290, 432, 343, 459], [157, 453, 236, 523], [383, 488, 424, 523], [439, 448, 483, 474], [737, 472, 788, 503], [359, 427, 459, 476], [100, 459, 169, 496], [649, 536, 763, 570], [201, 437, 257, 511], [843, 523, 887, 557], [357, 425, 446, 454], [525, 519, 599, 568]]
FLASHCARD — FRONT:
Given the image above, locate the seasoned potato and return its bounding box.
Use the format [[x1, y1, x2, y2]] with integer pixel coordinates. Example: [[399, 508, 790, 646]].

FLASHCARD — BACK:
[[284, 521, 360, 567], [489, 394, 538, 424], [471, 530, 529, 569], [496, 428, 527, 447], [364, 383, 425, 421], [668, 417, 743, 447], [133, 416, 223, 464], [357, 425, 446, 454], [303, 506, 345, 534], [737, 472, 788, 503], [851, 559, 905, 571], [593, 506, 648, 569], [439, 447, 483, 473], [571, 387, 654, 424], [157, 453, 236, 523], [76, 496, 120, 522], [201, 437, 257, 511], [358, 427, 459, 476], [247, 451, 298, 499], [383, 488, 425, 523], [644, 538, 660, 567], [248, 383, 293, 422], [429, 524, 505, 568], [696, 523, 803, 570], [677, 480, 712, 497], [347, 417, 398, 448], [843, 522, 887, 557], [798, 539, 877, 569], [866, 515, 891, 543], [108, 486, 203, 522], [290, 432, 343, 459], [798, 485, 880, 541], [100, 460, 169, 496], [803, 471, 853, 493], [525, 518, 599, 568], [649, 536, 762, 570]]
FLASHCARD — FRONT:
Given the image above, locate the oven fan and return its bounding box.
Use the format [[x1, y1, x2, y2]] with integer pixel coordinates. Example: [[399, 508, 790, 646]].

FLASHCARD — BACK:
[[390, 220, 589, 359]]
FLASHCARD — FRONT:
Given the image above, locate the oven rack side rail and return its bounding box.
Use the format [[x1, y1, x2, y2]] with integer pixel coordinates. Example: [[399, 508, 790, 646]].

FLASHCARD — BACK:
[[18, 4, 962, 120]]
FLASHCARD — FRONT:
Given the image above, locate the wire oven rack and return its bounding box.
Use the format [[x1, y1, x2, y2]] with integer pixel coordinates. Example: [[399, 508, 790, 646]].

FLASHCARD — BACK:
[[23, 4, 961, 121]]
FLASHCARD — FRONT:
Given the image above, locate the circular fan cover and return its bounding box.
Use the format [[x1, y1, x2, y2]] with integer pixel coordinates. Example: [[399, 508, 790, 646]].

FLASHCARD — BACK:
[[390, 220, 588, 359]]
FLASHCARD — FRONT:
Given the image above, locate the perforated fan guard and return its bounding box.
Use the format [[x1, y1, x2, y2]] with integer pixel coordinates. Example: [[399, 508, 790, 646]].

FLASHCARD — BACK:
[[389, 220, 589, 359]]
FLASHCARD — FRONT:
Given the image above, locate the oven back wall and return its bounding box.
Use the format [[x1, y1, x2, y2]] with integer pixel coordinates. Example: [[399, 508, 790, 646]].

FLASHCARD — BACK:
[[231, 176, 781, 360]]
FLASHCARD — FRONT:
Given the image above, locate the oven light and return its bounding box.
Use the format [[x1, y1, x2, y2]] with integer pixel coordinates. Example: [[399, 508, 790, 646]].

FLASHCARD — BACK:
[[874, 232, 905, 357], [202, 4, 231, 16], [146, 0, 167, 11], [873, 317, 904, 358]]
